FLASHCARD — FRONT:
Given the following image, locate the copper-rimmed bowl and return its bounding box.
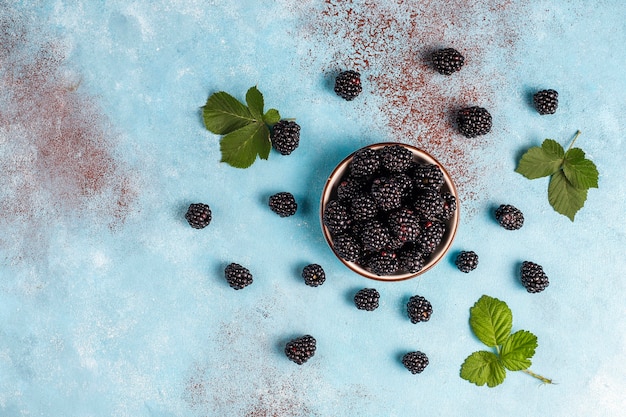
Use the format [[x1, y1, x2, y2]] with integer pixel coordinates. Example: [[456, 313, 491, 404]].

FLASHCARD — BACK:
[[320, 142, 459, 281]]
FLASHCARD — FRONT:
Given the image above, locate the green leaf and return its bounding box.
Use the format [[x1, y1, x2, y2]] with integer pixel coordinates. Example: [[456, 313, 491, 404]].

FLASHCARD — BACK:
[[203, 91, 254, 135], [245, 86, 264, 120], [500, 330, 538, 371], [469, 295, 513, 347], [460, 351, 507, 387], [219, 122, 271, 168], [263, 108, 281, 126], [563, 148, 599, 189], [548, 170, 588, 221], [515, 139, 564, 179]]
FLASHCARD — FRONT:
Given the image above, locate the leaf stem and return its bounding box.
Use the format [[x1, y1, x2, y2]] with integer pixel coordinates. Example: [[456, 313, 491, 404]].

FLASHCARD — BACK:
[[565, 130, 582, 152], [521, 368, 555, 384]]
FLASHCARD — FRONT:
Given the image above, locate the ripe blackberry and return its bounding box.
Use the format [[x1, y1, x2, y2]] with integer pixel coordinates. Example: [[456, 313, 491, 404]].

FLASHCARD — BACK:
[[379, 144, 413, 173], [392, 173, 414, 199], [407, 295, 433, 323], [413, 189, 445, 221], [354, 288, 380, 311], [455, 251, 478, 273], [334, 70, 362, 101], [224, 263, 253, 290], [457, 106, 492, 138], [495, 204, 524, 230], [350, 147, 380, 177], [441, 192, 457, 221], [398, 244, 425, 273], [359, 220, 392, 252], [411, 163, 444, 191], [302, 264, 326, 287], [331, 233, 361, 262], [388, 207, 421, 243], [431, 48, 464, 75], [350, 194, 378, 222], [418, 221, 445, 256], [323, 200, 351, 234], [520, 261, 549, 293], [285, 335, 316, 365], [402, 351, 429, 374], [271, 120, 301, 155], [269, 192, 297, 217], [533, 89, 558, 115], [337, 177, 363, 202], [365, 251, 399, 276], [370, 176, 403, 211], [185, 203, 212, 229]]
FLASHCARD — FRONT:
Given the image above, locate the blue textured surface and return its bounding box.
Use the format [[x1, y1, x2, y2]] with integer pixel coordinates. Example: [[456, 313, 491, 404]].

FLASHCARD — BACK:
[[1, 1, 625, 416]]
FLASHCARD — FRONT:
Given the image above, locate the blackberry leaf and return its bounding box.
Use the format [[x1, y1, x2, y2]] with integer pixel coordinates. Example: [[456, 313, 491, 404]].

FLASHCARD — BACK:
[[460, 351, 506, 388], [548, 170, 588, 221], [203, 91, 254, 134], [515, 139, 564, 179], [220, 123, 271, 168], [245, 86, 264, 120], [500, 330, 538, 371], [263, 108, 281, 125], [469, 295, 513, 347], [563, 148, 599, 189]]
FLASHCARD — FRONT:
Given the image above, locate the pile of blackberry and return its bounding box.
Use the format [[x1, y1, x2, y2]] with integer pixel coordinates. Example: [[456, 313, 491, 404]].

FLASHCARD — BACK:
[[322, 145, 456, 276]]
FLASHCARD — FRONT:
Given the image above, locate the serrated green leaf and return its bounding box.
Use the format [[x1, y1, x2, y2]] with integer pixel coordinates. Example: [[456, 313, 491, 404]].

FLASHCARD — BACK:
[[263, 108, 281, 126], [245, 86, 264, 120], [219, 122, 271, 168], [203, 91, 255, 135], [469, 295, 513, 347], [563, 148, 599, 189], [548, 170, 588, 221], [515, 139, 564, 179], [460, 351, 507, 387], [500, 330, 538, 371]]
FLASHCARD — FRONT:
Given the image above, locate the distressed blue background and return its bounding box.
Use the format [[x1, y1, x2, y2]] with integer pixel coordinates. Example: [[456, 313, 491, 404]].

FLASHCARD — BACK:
[[1, 1, 625, 416]]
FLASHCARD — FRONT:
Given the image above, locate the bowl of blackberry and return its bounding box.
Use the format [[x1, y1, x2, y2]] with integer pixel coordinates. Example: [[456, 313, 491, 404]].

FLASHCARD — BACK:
[[321, 143, 459, 281]]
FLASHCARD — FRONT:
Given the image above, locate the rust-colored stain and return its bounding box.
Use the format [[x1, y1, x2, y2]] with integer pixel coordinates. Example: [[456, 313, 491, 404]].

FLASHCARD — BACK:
[[301, 0, 525, 213], [0, 9, 137, 263]]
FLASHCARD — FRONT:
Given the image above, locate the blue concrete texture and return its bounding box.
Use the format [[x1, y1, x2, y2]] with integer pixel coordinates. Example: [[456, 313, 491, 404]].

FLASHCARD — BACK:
[[0, 1, 625, 416]]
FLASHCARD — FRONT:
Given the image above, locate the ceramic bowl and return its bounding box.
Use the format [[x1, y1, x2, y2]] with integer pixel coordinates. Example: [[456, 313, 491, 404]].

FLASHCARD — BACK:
[[320, 142, 459, 281]]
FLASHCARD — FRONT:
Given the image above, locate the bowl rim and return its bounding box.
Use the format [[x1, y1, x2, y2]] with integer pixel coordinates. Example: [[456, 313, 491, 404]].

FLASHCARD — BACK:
[[320, 142, 460, 282]]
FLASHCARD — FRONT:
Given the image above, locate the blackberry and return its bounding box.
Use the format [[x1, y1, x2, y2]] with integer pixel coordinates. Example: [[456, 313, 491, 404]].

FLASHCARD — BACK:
[[457, 106, 492, 138], [495, 204, 524, 230], [455, 251, 479, 273], [411, 163, 444, 191], [370, 176, 403, 211], [402, 351, 429, 374], [407, 295, 433, 323], [323, 200, 351, 234], [392, 173, 414, 199], [224, 263, 253, 290], [337, 177, 363, 202], [398, 244, 425, 274], [365, 251, 399, 276], [285, 335, 316, 365], [334, 70, 362, 101], [520, 261, 549, 293], [271, 120, 301, 155], [302, 263, 326, 287], [533, 89, 558, 115], [350, 194, 378, 222], [350, 147, 380, 178], [431, 47, 464, 75], [413, 189, 445, 221], [269, 192, 297, 217], [418, 220, 445, 256], [379, 144, 413, 173], [359, 220, 392, 252], [331, 233, 361, 262], [441, 192, 457, 221], [354, 288, 380, 311], [388, 207, 421, 243], [185, 203, 212, 229]]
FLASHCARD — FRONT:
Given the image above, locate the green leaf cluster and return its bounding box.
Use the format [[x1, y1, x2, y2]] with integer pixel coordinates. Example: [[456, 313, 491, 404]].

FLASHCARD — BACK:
[[460, 295, 551, 387], [516, 131, 599, 221], [202, 86, 281, 168]]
